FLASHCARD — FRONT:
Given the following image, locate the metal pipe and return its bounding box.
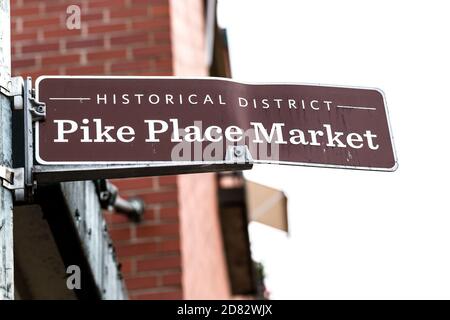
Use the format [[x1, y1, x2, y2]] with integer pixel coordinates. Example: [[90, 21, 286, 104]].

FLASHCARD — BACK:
[[95, 179, 144, 222], [113, 195, 144, 223]]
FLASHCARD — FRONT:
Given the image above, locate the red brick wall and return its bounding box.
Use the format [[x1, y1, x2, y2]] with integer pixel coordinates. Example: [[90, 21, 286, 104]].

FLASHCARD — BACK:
[[107, 176, 182, 300], [11, 0, 232, 300], [11, 0, 172, 78]]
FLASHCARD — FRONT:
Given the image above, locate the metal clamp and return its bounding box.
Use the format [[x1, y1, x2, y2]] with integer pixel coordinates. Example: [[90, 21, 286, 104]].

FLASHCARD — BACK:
[[28, 86, 46, 122], [0, 76, 24, 110], [0, 76, 12, 97], [0, 166, 24, 191], [96, 179, 118, 208]]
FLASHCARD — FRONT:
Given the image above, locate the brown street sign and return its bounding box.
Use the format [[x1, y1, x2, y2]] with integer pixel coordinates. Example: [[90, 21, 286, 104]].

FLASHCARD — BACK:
[[35, 76, 397, 171]]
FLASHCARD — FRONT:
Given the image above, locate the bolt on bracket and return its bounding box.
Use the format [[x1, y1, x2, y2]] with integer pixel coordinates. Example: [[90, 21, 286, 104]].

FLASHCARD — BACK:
[[225, 145, 253, 164], [28, 82, 46, 122], [29, 95, 46, 121]]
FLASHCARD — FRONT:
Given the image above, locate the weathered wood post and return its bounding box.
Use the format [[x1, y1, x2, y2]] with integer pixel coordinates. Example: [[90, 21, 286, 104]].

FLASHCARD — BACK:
[[0, 0, 14, 300]]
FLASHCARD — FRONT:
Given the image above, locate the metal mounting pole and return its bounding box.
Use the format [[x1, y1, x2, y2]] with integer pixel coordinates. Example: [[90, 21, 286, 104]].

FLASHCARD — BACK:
[[0, 0, 14, 300]]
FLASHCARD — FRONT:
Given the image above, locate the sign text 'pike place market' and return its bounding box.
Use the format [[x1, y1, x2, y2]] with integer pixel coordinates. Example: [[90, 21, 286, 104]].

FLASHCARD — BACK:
[[36, 76, 397, 171]]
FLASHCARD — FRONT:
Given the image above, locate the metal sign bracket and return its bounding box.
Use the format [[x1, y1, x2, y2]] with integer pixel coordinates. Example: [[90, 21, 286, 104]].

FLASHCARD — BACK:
[[0, 76, 27, 201], [18, 77, 46, 202], [4, 76, 47, 203]]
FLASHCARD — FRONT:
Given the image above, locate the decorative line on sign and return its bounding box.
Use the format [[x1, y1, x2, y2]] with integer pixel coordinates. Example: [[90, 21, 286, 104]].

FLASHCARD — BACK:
[[49, 97, 91, 101], [336, 105, 376, 111]]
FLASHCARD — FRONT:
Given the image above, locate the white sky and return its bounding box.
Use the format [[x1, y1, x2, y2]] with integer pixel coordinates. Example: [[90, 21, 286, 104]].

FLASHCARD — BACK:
[[218, 0, 450, 299]]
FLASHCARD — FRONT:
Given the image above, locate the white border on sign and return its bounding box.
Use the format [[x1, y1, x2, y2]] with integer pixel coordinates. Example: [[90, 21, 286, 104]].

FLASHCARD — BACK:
[[35, 75, 399, 172]]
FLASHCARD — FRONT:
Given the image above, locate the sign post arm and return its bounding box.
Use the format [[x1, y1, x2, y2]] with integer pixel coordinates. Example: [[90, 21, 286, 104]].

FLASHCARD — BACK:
[[33, 162, 253, 184]]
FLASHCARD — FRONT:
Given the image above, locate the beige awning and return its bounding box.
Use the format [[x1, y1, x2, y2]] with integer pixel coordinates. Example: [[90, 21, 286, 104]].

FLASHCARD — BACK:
[[245, 180, 289, 233]]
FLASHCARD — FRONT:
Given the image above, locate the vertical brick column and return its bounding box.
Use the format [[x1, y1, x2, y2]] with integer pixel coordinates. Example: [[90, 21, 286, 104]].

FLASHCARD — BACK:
[[168, 0, 232, 299], [107, 176, 182, 299]]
